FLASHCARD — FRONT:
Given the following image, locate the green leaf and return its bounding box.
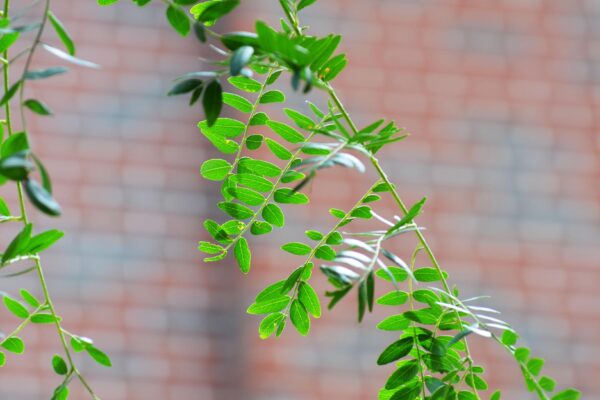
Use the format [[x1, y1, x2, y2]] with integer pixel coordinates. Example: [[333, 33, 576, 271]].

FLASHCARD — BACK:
[[281, 242, 311, 256], [2, 223, 32, 264], [0, 80, 21, 106], [320, 53, 347, 81], [501, 330, 518, 346], [259, 313, 285, 339], [166, 4, 190, 36], [3, 296, 29, 319], [233, 237, 251, 274], [375, 266, 408, 283], [552, 389, 581, 400], [466, 374, 488, 390], [284, 108, 315, 130], [314, 245, 336, 260], [377, 291, 408, 306], [266, 120, 305, 143], [235, 173, 273, 192], [0, 32, 19, 53], [490, 391, 502, 400], [247, 295, 290, 315], [262, 204, 285, 228], [198, 122, 239, 154], [51, 385, 69, 400], [193, 0, 240, 24], [200, 159, 232, 181], [168, 79, 202, 96], [305, 230, 323, 241], [230, 45, 254, 76], [199, 117, 246, 137], [24, 66, 68, 80], [31, 314, 60, 324], [249, 112, 269, 126], [414, 268, 445, 282], [0, 153, 33, 180], [52, 354, 68, 375], [376, 314, 410, 331], [265, 138, 292, 160], [250, 221, 272, 235], [245, 134, 263, 150], [298, 0, 318, 11], [260, 90, 285, 104], [228, 187, 264, 206], [385, 360, 419, 389], [24, 179, 62, 216], [1, 132, 29, 157], [48, 11, 75, 55], [325, 231, 343, 245], [274, 188, 309, 204], [228, 76, 262, 92], [351, 205, 372, 219], [0, 198, 10, 216], [386, 197, 427, 236], [26, 229, 64, 254], [198, 242, 224, 256], [298, 282, 321, 318], [0, 351, 5, 367], [240, 158, 281, 177], [23, 99, 53, 116], [223, 92, 253, 113], [86, 345, 112, 367], [527, 358, 545, 376], [514, 347, 530, 362], [203, 80, 223, 127], [290, 299, 310, 336], [377, 337, 413, 365], [31, 154, 52, 194], [98, 0, 119, 4], [255, 280, 287, 302], [1, 337, 24, 354], [539, 377, 556, 392], [358, 279, 367, 322], [19, 289, 40, 308]]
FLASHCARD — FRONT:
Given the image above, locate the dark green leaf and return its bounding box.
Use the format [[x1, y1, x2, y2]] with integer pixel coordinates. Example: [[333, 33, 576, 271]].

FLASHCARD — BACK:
[[377, 337, 413, 365], [230, 45, 254, 76], [385, 360, 420, 389], [23, 99, 53, 116], [202, 80, 223, 127], [52, 354, 68, 375], [2, 223, 32, 264], [24, 179, 62, 216], [0, 80, 21, 106], [168, 79, 202, 96], [24, 67, 68, 80]]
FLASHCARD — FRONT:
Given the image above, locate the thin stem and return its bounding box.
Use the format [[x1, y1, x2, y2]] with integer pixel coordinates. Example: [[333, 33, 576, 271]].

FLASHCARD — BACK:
[[17, 0, 51, 132]]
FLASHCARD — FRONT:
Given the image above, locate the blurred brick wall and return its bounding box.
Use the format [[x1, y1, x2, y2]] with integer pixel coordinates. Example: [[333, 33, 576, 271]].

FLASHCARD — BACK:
[[0, 0, 599, 399]]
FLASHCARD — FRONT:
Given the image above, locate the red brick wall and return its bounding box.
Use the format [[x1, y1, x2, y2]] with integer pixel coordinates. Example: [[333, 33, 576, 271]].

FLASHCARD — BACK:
[[0, 1, 598, 399]]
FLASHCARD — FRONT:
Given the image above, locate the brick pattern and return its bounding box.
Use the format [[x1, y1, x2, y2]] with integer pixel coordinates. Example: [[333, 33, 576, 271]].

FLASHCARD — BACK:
[[0, 1, 598, 399]]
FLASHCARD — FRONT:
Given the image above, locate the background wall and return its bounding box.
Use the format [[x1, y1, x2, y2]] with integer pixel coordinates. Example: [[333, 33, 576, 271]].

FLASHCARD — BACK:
[[0, 0, 598, 399]]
